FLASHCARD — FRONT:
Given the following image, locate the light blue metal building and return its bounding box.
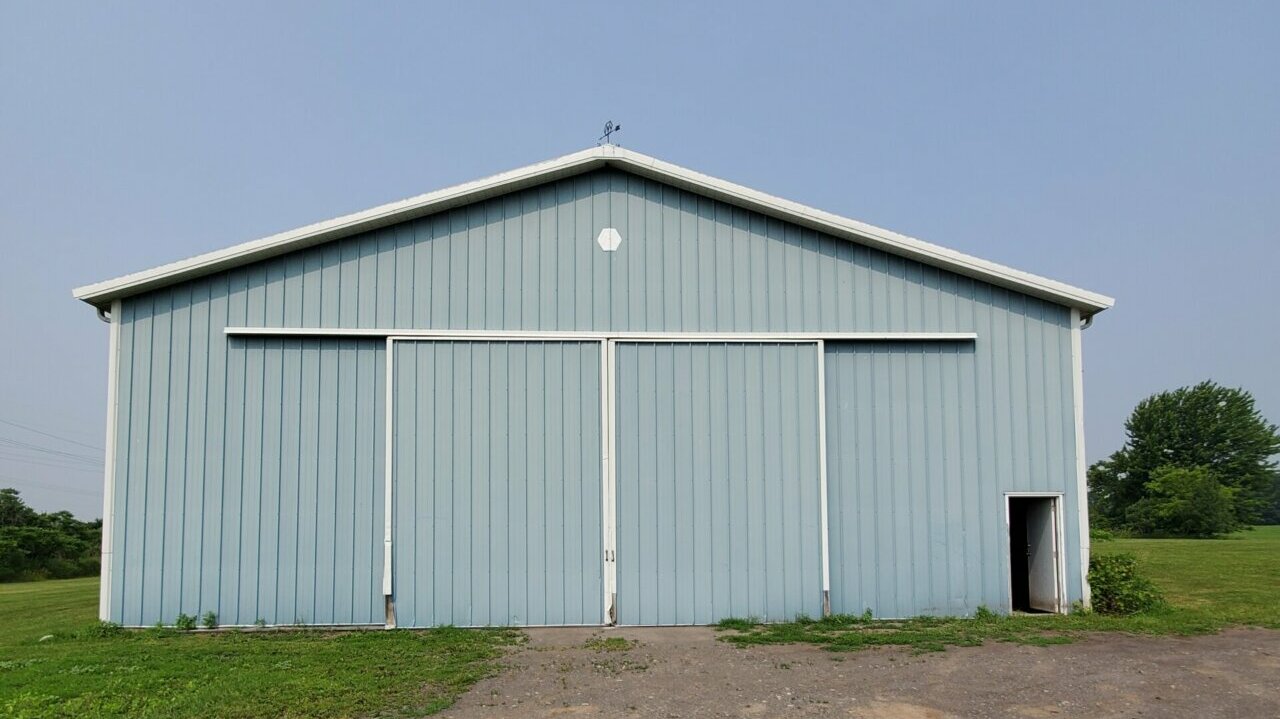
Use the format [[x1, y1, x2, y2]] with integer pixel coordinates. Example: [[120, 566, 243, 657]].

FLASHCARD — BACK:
[[75, 146, 1113, 628]]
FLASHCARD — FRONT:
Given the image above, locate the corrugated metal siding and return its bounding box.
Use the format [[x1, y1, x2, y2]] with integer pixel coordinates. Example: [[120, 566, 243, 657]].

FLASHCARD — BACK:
[[615, 343, 824, 624], [391, 340, 603, 627], [110, 290, 385, 626], [196, 168, 1011, 335], [106, 165, 1083, 624], [824, 294, 1080, 617]]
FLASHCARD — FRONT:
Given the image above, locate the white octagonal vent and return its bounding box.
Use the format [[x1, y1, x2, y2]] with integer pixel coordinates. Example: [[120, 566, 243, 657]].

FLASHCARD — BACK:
[[596, 227, 622, 252]]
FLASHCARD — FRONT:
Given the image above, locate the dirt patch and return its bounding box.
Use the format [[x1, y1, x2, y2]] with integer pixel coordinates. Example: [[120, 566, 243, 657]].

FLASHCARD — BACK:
[[440, 626, 1279, 718]]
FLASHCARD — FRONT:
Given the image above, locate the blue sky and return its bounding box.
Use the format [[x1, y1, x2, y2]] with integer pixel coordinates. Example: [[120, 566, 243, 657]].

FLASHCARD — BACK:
[[2, 2, 1276, 517]]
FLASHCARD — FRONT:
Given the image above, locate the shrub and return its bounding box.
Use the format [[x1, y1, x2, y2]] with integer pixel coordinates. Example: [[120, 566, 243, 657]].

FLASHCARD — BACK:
[[1089, 526, 1116, 543], [175, 613, 197, 631], [201, 611, 218, 630], [1089, 553, 1164, 615], [1125, 465, 1241, 537]]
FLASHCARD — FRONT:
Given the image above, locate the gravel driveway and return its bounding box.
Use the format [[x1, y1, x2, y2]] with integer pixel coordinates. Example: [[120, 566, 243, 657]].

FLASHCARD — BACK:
[[440, 626, 1279, 718]]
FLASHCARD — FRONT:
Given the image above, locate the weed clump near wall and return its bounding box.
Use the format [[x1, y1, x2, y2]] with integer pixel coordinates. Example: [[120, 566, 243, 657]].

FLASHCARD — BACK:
[[1089, 553, 1164, 615]]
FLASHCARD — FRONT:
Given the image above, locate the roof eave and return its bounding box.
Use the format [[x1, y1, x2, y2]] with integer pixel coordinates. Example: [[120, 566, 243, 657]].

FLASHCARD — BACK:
[[72, 147, 614, 308], [607, 150, 1115, 316], [73, 144, 1114, 316]]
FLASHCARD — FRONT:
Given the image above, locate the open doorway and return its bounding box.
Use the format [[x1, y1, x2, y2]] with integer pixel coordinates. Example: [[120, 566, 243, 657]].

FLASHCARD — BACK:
[[1007, 495, 1062, 613]]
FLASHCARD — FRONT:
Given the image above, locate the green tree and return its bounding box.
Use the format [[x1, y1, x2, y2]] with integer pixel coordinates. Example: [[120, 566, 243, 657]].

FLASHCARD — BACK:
[[0, 488, 101, 581], [1125, 465, 1241, 537], [0, 488, 38, 526], [1261, 474, 1280, 525], [1089, 381, 1280, 532]]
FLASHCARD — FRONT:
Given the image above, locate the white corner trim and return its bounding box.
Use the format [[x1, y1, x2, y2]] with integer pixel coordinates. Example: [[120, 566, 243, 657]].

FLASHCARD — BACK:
[[98, 299, 122, 621], [73, 145, 1113, 315], [1070, 309, 1091, 609], [224, 327, 978, 342]]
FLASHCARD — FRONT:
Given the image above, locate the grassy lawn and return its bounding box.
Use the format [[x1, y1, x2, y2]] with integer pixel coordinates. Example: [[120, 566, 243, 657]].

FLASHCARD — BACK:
[[1104, 526, 1280, 627], [0, 578, 520, 718], [3, 529, 1276, 715], [718, 525, 1280, 652]]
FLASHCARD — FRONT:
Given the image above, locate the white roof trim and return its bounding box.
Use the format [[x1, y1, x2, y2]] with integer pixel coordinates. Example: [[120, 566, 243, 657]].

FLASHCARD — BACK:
[[73, 145, 1114, 314]]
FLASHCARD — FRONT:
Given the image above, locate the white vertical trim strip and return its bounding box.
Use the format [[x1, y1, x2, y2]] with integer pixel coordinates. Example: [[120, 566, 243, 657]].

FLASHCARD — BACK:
[[599, 340, 611, 623], [1055, 495, 1067, 614], [815, 340, 832, 616], [1069, 309, 1091, 609], [605, 340, 618, 622], [382, 337, 395, 603], [98, 299, 122, 621]]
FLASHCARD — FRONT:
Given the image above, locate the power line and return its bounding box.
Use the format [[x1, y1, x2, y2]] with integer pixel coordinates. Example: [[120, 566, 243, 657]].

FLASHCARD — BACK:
[[0, 455, 102, 473], [0, 474, 99, 498], [0, 418, 103, 452], [0, 446, 103, 468], [0, 454, 105, 474], [0, 456, 101, 470], [0, 437, 104, 465]]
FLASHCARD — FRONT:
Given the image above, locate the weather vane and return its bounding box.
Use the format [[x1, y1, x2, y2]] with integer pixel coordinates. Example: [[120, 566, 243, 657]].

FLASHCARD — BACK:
[[598, 120, 622, 145]]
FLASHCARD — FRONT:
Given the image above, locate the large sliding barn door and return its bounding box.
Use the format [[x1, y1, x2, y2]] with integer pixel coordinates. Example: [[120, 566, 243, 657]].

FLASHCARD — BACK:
[[613, 342, 825, 625], [391, 340, 604, 627]]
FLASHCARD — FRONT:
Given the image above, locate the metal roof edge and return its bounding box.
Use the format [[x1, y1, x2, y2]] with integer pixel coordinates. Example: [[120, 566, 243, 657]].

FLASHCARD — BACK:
[[603, 147, 1114, 315], [73, 144, 1114, 315]]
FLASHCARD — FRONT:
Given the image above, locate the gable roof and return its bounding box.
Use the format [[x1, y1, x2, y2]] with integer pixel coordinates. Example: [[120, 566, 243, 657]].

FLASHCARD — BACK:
[[73, 145, 1114, 316]]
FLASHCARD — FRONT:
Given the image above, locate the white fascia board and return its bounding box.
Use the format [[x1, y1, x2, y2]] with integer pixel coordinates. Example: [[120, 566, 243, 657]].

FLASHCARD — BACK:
[[605, 147, 1114, 314], [71, 147, 610, 306], [74, 144, 1113, 315]]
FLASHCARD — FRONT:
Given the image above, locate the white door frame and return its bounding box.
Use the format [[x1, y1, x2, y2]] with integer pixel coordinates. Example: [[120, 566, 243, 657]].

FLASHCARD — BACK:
[[1003, 491, 1067, 615], [382, 335, 610, 626], [605, 338, 831, 622]]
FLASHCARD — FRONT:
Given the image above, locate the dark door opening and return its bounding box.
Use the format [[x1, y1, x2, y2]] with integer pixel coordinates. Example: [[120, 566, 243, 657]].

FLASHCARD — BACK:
[[1008, 496, 1061, 613]]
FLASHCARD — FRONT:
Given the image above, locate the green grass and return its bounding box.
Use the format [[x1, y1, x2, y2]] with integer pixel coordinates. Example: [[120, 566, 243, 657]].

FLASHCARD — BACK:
[[715, 616, 761, 631], [4, 529, 1277, 713], [717, 525, 1280, 653], [1105, 526, 1280, 626], [0, 578, 521, 718], [583, 636, 637, 652]]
